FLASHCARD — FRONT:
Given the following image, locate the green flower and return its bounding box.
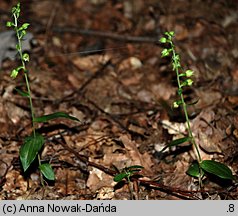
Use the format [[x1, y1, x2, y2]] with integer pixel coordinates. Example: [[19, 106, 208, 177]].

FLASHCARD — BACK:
[[161, 48, 171, 57], [10, 69, 18, 79], [23, 53, 29, 62], [173, 101, 179, 108], [181, 79, 193, 87], [185, 70, 194, 77], [186, 79, 193, 86]]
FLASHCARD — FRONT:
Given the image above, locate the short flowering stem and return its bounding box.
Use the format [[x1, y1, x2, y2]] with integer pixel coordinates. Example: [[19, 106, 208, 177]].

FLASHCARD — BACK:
[[169, 40, 202, 163], [160, 31, 234, 188], [24, 71, 36, 136], [13, 11, 36, 137]]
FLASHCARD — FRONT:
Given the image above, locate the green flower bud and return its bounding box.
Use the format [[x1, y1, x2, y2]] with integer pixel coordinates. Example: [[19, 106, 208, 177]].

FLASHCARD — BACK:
[[160, 37, 167, 43], [6, 21, 13, 27], [161, 49, 170, 57], [168, 31, 175, 37]]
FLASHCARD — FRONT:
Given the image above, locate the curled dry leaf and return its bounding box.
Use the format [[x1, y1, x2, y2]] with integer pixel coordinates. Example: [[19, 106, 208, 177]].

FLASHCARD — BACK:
[[86, 167, 115, 192], [119, 134, 154, 176], [192, 108, 223, 154], [72, 54, 111, 72], [118, 56, 142, 72], [96, 186, 115, 200]]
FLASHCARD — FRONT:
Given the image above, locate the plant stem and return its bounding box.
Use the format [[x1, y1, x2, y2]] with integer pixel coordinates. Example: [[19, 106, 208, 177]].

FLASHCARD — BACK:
[[169, 41, 202, 163], [127, 176, 134, 200], [38, 154, 45, 186], [24, 73, 36, 136], [13, 13, 36, 137], [169, 39, 203, 187]]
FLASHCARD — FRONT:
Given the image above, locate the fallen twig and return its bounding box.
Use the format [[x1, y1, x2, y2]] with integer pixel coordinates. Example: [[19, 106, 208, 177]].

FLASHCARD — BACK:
[[38, 26, 159, 44]]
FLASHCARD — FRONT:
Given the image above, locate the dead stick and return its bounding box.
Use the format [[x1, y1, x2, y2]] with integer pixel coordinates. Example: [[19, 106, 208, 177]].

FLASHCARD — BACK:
[[51, 26, 158, 43]]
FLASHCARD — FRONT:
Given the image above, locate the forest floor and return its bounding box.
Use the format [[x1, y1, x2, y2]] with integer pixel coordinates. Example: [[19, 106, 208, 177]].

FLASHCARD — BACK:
[[0, 0, 238, 200]]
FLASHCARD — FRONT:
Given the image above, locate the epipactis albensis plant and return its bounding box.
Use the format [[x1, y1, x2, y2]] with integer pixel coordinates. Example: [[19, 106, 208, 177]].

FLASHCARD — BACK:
[[6, 2, 80, 185], [160, 31, 234, 186]]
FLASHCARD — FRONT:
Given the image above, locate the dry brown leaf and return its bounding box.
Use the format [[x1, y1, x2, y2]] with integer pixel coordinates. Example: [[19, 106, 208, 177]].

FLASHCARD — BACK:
[[120, 73, 143, 86], [86, 167, 115, 192], [119, 134, 154, 176], [151, 83, 176, 101], [118, 57, 142, 72], [192, 109, 223, 154], [175, 24, 189, 41], [72, 54, 111, 72], [96, 186, 114, 200]]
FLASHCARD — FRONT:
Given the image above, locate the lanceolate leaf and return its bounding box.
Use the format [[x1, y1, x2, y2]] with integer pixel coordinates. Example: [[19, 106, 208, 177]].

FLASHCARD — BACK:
[[33, 112, 80, 123], [186, 161, 204, 178], [113, 173, 128, 182], [200, 160, 234, 180], [161, 137, 191, 152], [15, 88, 29, 97], [20, 133, 44, 172], [39, 163, 55, 180]]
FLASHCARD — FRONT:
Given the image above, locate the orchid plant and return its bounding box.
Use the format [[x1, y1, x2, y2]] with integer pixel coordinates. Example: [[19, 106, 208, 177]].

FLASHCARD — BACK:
[[6, 2, 80, 185], [160, 31, 234, 187]]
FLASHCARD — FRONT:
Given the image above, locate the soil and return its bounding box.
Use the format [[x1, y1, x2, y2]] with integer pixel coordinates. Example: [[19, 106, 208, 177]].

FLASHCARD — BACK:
[[0, 0, 238, 200]]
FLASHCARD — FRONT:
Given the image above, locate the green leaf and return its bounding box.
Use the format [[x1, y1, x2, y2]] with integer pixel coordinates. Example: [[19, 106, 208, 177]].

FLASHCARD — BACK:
[[113, 173, 128, 182], [33, 112, 80, 123], [200, 160, 234, 180], [187, 161, 204, 178], [20, 133, 45, 172], [39, 163, 55, 180], [161, 137, 191, 152], [15, 88, 29, 97]]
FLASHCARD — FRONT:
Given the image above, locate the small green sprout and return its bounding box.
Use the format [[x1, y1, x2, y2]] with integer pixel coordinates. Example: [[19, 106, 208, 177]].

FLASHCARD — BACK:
[[114, 165, 143, 199], [114, 165, 144, 182]]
